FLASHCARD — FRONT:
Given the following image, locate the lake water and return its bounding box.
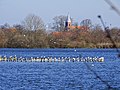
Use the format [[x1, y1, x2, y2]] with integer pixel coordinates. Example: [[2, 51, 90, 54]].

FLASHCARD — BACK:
[[0, 48, 120, 90]]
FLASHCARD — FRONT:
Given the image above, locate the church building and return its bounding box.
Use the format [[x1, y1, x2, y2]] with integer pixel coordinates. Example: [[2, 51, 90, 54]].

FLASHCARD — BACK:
[[65, 14, 89, 31]]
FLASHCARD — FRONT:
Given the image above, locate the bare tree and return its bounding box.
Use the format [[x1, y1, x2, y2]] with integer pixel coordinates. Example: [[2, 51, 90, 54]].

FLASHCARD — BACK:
[[22, 14, 45, 31], [52, 15, 67, 31], [0, 23, 10, 29], [80, 19, 92, 30]]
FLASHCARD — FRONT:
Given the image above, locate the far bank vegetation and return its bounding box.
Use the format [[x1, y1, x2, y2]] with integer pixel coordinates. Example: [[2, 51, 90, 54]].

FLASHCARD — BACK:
[[0, 14, 120, 48]]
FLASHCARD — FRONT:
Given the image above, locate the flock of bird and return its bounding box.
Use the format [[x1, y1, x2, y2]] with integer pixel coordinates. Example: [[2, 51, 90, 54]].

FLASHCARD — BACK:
[[0, 55, 104, 62]]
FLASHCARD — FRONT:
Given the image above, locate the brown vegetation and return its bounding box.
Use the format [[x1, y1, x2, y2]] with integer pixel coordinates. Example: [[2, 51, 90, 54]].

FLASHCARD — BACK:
[[0, 14, 120, 48]]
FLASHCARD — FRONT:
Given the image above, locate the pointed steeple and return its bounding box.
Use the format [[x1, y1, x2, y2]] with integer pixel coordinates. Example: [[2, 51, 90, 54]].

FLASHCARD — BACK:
[[66, 13, 71, 23], [65, 13, 72, 30]]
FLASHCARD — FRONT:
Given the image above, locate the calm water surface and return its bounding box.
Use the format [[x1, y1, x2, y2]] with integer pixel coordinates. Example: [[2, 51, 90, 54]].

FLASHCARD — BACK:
[[0, 48, 120, 90]]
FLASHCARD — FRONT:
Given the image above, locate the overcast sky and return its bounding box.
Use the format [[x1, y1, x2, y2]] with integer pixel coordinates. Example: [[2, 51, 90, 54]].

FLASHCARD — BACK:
[[0, 0, 120, 27]]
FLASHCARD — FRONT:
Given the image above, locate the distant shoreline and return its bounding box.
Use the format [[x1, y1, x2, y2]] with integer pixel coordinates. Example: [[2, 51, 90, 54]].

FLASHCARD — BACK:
[[0, 47, 120, 49]]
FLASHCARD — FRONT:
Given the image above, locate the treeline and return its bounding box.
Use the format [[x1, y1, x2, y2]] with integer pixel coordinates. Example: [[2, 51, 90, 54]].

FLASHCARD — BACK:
[[0, 14, 120, 48]]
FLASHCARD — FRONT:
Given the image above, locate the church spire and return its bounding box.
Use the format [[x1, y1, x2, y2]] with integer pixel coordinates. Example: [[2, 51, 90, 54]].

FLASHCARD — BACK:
[[65, 13, 72, 30], [66, 13, 71, 23]]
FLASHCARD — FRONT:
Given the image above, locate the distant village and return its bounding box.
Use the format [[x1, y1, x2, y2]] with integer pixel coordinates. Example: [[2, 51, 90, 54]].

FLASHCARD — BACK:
[[64, 14, 91, 31]]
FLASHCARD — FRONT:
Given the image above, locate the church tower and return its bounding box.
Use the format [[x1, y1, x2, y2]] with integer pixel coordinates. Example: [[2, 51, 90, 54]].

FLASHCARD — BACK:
[[65, 14, 72, 30]]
